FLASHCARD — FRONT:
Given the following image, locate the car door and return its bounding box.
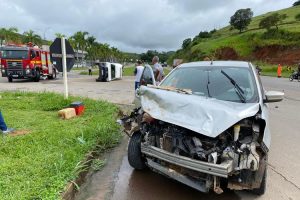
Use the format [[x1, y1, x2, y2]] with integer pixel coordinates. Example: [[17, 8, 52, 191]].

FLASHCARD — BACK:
[[139, 64, 156, 87]]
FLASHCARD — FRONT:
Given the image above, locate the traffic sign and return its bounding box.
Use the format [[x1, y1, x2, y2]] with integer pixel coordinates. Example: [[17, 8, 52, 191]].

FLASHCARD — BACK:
[[50, 38, 75, 72]]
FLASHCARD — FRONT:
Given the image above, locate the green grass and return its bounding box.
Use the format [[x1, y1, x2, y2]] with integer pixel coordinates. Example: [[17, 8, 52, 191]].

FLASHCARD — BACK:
[[72, 66, 88, 71], [254, 61, 295, 78], [0, 92, 121, 200]]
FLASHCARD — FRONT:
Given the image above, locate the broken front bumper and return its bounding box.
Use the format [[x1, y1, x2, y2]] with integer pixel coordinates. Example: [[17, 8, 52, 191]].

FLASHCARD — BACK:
[[141, 144, 233, 178]]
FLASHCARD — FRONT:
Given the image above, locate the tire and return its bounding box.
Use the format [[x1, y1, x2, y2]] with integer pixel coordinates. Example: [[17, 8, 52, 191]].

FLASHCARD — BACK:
[[34, 70, 40, 82], [48, 70, 57, 80], [289, 75, 294, 81], [252, 167, 267, 195], [128, 132, 146, 170], [8, 77, 13, 82]]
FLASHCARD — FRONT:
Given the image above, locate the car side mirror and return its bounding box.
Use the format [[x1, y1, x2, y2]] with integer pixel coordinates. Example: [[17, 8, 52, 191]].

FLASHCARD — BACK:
[[264, 91, 284, 103]]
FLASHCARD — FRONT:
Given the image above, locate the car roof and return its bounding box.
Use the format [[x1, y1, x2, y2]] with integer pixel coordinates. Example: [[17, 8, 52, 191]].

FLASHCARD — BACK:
[[179, 61, 251, 68]]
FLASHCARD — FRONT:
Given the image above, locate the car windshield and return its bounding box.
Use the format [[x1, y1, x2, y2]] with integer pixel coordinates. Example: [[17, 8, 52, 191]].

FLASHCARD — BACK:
[[160, 66, 258, 103], [0, 50, 28, 59]]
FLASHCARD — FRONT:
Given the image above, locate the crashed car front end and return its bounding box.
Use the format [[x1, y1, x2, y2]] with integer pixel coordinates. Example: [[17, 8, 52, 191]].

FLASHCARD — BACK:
[[120, 86, 269, 194]]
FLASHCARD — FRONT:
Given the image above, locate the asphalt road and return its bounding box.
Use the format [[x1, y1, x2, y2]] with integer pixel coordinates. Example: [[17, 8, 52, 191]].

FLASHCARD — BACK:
[[1, 74, 299, 200], [0, 72, 135, 105]]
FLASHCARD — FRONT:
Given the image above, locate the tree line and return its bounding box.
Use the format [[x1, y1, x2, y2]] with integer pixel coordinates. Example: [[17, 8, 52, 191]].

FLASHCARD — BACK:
[[0, 28, 125, 64]]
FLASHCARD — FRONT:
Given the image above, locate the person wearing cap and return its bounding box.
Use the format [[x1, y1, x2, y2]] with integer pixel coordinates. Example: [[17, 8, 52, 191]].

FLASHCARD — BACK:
[[0, 111, 14, 134]]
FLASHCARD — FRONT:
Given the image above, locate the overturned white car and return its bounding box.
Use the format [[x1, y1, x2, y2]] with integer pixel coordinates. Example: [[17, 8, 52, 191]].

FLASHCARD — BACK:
[[120, 61, 284, 195]]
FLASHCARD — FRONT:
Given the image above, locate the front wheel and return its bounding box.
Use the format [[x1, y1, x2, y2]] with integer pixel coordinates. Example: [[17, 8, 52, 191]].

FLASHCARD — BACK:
[[8, 77, 13, 82], [48, 70, 57, 80], [34, 70, 40, 82], [128, 132, 146, 170]]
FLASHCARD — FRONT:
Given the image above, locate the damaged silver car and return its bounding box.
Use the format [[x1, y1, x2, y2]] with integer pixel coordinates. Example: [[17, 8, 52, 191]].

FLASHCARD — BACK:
[[119, 61, 284, 195]]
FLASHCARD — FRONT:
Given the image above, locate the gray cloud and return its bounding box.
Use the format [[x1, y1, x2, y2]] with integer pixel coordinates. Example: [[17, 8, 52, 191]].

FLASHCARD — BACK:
[[0, 0, 295, 52]]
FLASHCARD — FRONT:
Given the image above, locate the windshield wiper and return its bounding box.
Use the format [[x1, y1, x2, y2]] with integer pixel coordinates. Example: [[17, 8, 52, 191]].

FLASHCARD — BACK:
[[207, 71, 211, 97], [221, 70, 246, 103]]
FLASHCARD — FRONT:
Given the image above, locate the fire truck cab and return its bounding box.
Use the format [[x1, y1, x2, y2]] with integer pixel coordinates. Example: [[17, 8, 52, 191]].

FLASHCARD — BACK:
[[0, 43, 57, 82]]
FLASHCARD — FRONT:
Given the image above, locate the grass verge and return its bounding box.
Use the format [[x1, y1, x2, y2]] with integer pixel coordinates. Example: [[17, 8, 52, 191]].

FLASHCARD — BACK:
[[255, 62, 295, 78], [0, 92, 121, 200]]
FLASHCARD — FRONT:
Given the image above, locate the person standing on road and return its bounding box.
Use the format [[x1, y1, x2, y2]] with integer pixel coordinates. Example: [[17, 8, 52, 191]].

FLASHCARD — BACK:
[[152, 56, 164, 84], [0, 111, 14, 134], [88, 66, 92, 76], [134, 60, 144, 90], [277, 64, 282, 78]]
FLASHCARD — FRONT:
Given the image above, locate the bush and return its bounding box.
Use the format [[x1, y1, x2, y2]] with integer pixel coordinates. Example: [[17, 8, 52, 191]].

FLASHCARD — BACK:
[[261, 29, 300, 41], [293, 0, 300, 6], [295, 13, 300, 21], [259, 13, 287, 30]]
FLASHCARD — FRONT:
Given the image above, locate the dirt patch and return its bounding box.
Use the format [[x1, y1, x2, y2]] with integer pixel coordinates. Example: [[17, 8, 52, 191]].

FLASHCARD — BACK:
[[253, 45, 300, 65], [215, 47, 239, 60], [10, 130, 31, 136]]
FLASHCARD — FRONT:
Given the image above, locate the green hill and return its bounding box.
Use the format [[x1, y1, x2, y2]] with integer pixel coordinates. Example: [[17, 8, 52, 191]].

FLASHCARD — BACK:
[[171, 5, 300, 74]]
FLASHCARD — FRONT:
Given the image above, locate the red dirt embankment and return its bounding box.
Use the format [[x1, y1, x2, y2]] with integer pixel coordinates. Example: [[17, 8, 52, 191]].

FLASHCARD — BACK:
[[215, 45, 300, 65], [253, 45, 300, 65]]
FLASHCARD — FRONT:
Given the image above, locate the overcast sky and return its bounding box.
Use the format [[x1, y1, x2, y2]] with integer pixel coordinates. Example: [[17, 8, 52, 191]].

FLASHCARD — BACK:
[[0, 0, 295, 53]]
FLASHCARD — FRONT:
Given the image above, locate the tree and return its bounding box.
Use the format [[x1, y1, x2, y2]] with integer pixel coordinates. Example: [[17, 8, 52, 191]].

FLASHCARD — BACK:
[[198, 31, 211, 38], [295, 13, 300, 21], [70, 31, 89, 66], [182, 38, 192, 49], [230, 8, 253, 33], [293, 0, 300, 6], [259, 13, 287, 30], [0, 27, 19, 46], [22, 30, 42, 45], [55, 33, 66, 38]]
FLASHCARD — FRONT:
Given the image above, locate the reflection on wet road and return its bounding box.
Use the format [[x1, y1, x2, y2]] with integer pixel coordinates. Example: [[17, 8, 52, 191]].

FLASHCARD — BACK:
[[111, 156, 252, 200]]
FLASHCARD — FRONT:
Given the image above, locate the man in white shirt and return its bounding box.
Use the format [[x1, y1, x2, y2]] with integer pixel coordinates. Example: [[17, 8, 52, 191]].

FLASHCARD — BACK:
[[152, 56, 164, 84], [134, 60, 144, 90]]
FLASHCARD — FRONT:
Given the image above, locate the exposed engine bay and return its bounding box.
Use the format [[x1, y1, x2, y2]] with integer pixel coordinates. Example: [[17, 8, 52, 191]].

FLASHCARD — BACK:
[[120, 107, 268, 194]]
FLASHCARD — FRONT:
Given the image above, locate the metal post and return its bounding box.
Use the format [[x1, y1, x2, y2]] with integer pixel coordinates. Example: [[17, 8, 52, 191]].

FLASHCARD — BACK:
[[61, 37, 69, 99]]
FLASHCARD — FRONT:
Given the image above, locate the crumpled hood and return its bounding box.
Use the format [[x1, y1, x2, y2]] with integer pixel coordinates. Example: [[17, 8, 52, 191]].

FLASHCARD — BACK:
[[140, 86, 260, 138]]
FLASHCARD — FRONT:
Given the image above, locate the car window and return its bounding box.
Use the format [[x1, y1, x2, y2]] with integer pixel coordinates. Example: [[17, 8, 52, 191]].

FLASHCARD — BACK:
[[160, 66, 258, 103]]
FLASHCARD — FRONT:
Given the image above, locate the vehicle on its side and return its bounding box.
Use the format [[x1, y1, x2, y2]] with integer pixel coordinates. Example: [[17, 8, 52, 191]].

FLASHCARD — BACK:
[[0, 43, 57, 82], [96, 62, 123, 82], [119, 61, 284, 195]]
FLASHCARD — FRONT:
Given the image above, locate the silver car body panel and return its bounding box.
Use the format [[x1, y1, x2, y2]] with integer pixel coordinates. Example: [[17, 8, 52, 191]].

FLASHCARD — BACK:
[[140, 86, 260, 138]]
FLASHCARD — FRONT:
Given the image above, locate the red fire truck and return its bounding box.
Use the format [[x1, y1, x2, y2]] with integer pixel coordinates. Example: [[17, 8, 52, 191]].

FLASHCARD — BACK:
[[0, 43, 57, 82]]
